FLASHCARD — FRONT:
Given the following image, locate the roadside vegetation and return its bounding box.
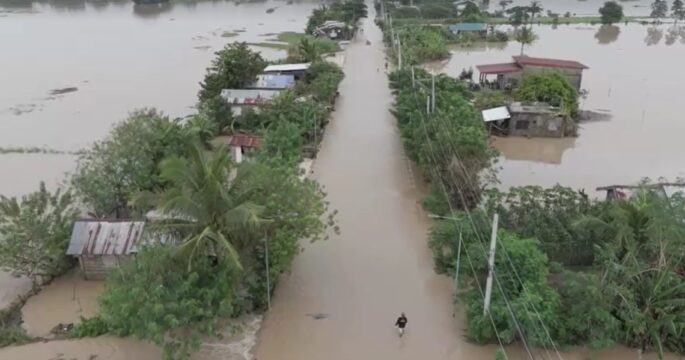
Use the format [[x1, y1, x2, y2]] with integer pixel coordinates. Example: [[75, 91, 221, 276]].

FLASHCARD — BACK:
[[0, 0, 358, 356]]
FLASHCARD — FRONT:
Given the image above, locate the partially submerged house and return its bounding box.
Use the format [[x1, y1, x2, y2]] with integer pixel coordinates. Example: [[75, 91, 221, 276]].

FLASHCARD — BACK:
[[477, 55, 588, 90], [313, 20, 349, 39], [220, 89, 281, 116], [482, 102, 567, 138], [263, 63, 311, 80], [246, 74, 295, 90], [448, 22, 487, 36], [66, 220, 146, 280]]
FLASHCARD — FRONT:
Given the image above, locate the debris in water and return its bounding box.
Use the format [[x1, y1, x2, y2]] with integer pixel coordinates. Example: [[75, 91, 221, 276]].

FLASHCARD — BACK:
[[306, 313, 329, 320], [266, 7, 276, 13], [48, 87, 78, 95]]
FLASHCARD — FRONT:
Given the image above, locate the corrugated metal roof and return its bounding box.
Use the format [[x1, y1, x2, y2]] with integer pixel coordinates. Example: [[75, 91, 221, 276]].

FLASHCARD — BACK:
[[513, 55, 588, 70], [263, 63, 311, 73], [247, 74, 295, 90], [448, 23, 486, 32], [66, 220, 146, 256], [229, 133, 262, 148], [220, 89, 281, 105], [476, 62, 522, 74], [482, 106, 511, 122]]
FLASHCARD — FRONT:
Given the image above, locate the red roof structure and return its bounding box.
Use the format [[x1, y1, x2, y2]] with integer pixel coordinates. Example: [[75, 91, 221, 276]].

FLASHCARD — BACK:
[[512, 55, 588, 70], [477, 56, 588, 76], [476, 62, 522, 74], [229, 133, 261, 148]]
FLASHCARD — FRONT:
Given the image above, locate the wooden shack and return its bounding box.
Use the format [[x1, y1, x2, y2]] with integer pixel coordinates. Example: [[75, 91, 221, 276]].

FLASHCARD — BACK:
[[66, 220, 146, 280]]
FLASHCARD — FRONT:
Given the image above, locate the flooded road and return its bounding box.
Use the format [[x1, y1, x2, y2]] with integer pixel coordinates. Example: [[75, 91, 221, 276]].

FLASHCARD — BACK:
[[429, 24, 685, 197], [0, 0, 319, 197]]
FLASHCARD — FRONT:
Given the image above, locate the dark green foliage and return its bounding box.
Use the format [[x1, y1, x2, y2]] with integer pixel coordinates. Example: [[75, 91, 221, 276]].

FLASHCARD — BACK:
[[288, 37, 339, 63], [514, 71, 579, 117], [599, 1, 624, 24], [257, 121, 305, 166], [300, 61, 345, 103], [486, 30, 509, 42], [513, 26, 537, 55], [395, 26, 450, 66], [473, 90, 507, 111], [460, 1, 483, 22], [0, 182, 79, 289], [422, 186, 451, 217], [0, 328, 33, 348], [506, 6, 530, 25], [556, 271, 619, 348], [99, 247, 237, 360], [673, 0, 685, 21], [70, 316, 110, 338], [390, 68, 494, 209], [306, 0, 367, 36], [420, 3, 457, 19], [197, 95, 234, 134], [391, 6, 421, 18], [484, 186, 599, 266], [71, 109, 192, 218], [651, 0, 669, 19], [198, 42, 267, 102]]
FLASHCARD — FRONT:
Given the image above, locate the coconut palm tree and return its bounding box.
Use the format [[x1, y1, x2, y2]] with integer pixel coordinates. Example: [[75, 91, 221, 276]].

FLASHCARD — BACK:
[[135, 143, 263, 270], [514, 26, 537, 55], [297, 37, 323, 62], [528, 0, 543, 21]]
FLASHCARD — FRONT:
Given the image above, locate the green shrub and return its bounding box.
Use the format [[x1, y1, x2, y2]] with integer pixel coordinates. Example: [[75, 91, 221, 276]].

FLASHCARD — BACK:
[[69, 316, 110, 338], [0, 328, 33, 348]]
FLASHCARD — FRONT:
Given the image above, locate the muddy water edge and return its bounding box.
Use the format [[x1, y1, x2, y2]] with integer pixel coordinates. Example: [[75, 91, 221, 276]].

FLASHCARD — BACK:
[[428, 24, 685, 197]]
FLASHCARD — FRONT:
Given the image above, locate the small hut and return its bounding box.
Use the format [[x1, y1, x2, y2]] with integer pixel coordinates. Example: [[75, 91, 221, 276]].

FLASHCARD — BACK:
[[66, 220, 146, 280]]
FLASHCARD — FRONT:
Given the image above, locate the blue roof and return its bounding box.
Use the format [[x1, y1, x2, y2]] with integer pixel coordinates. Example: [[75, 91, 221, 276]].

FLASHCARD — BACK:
[[448, 23, 486, 32], [248, 74, 296, 89]]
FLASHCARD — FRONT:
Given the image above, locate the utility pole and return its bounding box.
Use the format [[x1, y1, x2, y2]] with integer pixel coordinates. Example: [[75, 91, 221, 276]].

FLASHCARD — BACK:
[[483, 213, 499, 316], [455, 229, 462, 290], [426, 96, 431, 114], [431, 72, 436, 112], [265, 235, 271, 310], [411, 66, 415, 88], [397, 35, 402, 70], [313, 116, 318, 153]]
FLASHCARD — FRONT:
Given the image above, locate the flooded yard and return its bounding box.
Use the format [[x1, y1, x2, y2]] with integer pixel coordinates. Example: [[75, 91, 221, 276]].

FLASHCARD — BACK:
[[429, 24, 685, 197], [0, 0, 321, 198]]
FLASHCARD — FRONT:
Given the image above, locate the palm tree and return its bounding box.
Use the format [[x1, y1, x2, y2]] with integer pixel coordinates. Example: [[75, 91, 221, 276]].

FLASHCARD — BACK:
[[135, 143, 263, 269], [528, 0, 543, 21], [297, 37, 323, 62], [514, 26, 537, 55]]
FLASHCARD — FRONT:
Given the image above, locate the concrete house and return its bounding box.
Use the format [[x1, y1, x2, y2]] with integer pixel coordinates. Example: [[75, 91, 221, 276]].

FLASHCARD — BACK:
[[66, 220, 146, 280], [477, 55, 588, 90], [246, 74, 296, 90], [220, 89, 281, 116], [482, 102, 567, 138], [263, 63, 311, 80]]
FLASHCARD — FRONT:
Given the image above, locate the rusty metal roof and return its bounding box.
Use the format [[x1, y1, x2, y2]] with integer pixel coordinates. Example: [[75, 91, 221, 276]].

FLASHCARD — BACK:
[[66, 220, 146, 256], [229, 133, 262, 148], [513, 55, 588, 70], [476, 62, 522, 74]]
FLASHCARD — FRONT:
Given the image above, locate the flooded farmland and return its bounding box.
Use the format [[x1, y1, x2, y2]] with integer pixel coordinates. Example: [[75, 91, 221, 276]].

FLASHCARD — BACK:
[[429, 24, 685, 197], [0, 0, 321, 198]]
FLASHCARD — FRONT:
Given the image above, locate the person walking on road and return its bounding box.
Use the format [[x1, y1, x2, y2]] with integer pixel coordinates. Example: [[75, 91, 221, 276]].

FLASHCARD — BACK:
[[395, 312, 408, 337]]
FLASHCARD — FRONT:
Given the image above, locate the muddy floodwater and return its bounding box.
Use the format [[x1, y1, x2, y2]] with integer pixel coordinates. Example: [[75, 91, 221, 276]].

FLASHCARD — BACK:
[[0, 0, 321, 198], [428, 24, 685, 197]]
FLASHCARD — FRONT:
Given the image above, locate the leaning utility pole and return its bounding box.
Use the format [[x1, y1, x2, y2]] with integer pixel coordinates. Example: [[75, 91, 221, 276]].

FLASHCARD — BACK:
[[431, 72, 436, 112], [483, 213, 499, 315], [397, 36, 402, 70]]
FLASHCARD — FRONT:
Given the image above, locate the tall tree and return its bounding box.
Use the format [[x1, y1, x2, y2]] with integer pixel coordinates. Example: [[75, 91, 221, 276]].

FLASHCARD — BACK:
[[0, 183, 79, 290], [198, 42, 267, 102], [673, 0, 685, 22], [72, 109, 191, 218], [135, 143, 263, 269], [651, 0, 669, 21], [528, 0, 543, 20], [514, 26, 537, 55], [599, 1, 624, 24]]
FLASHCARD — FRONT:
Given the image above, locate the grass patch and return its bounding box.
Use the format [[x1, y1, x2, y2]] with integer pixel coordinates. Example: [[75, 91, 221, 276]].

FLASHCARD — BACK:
[[249, 32, 340, 54], [0, 328, 34, 348], [0, 146, 82, 155], [221, 31, 240, 38], [247, 42, 291, 50]]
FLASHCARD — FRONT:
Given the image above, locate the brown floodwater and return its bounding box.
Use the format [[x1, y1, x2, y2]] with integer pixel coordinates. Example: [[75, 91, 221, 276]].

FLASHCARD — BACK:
[[428, 24, 685, 197], [0, 0, 321, 198]]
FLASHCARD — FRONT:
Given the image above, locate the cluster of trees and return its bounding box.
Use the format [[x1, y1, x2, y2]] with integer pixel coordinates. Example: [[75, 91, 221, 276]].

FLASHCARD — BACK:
[[428, 185, 685, 358], [599, 1, 624, 24], [0, 8, 349, 357], [391, 26, 450, 65], [649, 0, 685, 21], [389, 68, 496, 210], [306, 0, 367, 37]]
